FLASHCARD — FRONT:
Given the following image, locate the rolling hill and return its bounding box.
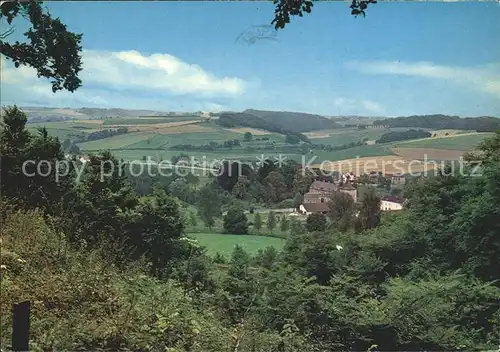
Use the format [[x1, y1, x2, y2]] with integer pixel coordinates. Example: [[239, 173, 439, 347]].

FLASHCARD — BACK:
[[373, 114, 500, 132], [243, 109, 341, 132]]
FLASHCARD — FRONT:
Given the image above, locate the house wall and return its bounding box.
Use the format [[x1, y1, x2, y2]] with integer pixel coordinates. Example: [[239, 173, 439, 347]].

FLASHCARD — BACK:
[[381, 200, 403, 211], [391, 176, 406, 185]]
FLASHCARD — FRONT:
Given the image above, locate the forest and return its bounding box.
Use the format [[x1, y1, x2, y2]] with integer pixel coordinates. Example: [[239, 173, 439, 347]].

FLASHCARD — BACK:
[[375, 129, 431, 144], [216, 113, 310, 143], [373, 115, 500, 132], [1, 105, 500, 351]]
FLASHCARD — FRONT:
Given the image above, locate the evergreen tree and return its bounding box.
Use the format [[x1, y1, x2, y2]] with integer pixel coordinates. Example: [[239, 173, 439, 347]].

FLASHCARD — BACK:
[[223, 205, 248, 234], [267, 211, 277, 232], [280, 215, 290, 232], [254, 212, 263, 232]]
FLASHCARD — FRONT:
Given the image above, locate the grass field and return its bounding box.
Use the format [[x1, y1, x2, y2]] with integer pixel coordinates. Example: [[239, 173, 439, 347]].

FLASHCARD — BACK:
[[392, 133, 493, 150], [307, 144, 394, 163], [102, 116, 205, 125], [189, 233, 286, 257], [306, 127, 425, 146], [391, 148, 467, 161]]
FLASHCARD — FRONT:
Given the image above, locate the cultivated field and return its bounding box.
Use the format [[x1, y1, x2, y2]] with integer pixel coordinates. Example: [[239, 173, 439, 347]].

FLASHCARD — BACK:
[[189, 233, 286, 257], [311, 155, 441, 175], [391, 148, 467, 161], [26, 115, 494, 172], [226, 127, 272, 135], [392, 133, 493, 150]]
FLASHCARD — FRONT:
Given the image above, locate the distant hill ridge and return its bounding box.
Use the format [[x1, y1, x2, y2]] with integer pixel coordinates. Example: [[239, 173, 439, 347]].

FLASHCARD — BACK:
[[243, 109, 341, 132], [216, 112, 310, 143], [373, 114, 500, 132]]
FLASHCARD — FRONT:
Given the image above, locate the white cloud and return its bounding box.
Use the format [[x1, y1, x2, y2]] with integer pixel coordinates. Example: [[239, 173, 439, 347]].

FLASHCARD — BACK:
[[333, 97, 385, 115], [81, 50, 246, 96], [346, 60, 500, 98], [1, 49, 248, 110]]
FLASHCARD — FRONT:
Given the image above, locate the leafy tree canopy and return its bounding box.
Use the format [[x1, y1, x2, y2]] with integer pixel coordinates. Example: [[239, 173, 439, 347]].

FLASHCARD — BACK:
[[1, 0, 83, 92]]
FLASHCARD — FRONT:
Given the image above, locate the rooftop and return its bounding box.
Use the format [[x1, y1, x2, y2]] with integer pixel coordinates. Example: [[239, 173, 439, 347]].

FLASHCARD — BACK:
[[302, 202, 330, 213]]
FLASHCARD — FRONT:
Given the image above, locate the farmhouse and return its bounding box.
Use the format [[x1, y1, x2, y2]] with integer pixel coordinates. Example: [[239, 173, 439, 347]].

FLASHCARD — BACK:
[[381, 195, 404, 211], [299, 180, 358, 215]]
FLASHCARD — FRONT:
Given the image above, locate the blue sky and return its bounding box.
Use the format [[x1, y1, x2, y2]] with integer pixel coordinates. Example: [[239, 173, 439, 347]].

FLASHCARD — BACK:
[[1, 1, 500, 116]]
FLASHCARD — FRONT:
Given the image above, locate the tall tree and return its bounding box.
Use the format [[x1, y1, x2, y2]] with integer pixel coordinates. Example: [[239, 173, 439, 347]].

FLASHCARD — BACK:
[[197, 183, 222, 230], [293, 168, 315, 195], [265, 170, 288, 203], [280, 215, 290, 232], [357, 186, 381, 230], [306, 213, 327, 232], [328, 191, 356, 232], [223, 204, 249, 234], [123, 188, 185, 277], [254, 212, 263, 232], [267, 211, 277, 232], [243, 132, 253, 141], [1, 0, 83, 92]]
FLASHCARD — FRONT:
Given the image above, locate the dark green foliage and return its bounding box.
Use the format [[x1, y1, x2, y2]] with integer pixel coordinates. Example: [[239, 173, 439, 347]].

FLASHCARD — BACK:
[[86, 127, 128, 141], [328, 191, 356, 231], [376, 129, 432, 144], [306, 212, 327, 232], [265, 170, 288, 203], [254, 212, 263, 231], [357, 186, 381, 230], [197, 182, 222, 229], [285, 133, 301, 144], [3, 101, 500, 351], [0, 106, 73, 213], [243, 131, 253, 141], [123, 189, 185, 277], [1, 1, 83, 92], [272, 0, 377, 30], [280, 215, 290, 232], [267, 211, 277, 232], [253, 246, 278, 269], [216, 112, 310, 142], [374, 114, 500, 132], [216, 160, 253, 192], [244, 109, 340, 133], [223, 205, 249, 234]]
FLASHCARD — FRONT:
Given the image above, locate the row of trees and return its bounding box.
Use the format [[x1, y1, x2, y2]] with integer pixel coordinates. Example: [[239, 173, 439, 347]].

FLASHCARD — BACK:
[[374, 114, 500, 132]]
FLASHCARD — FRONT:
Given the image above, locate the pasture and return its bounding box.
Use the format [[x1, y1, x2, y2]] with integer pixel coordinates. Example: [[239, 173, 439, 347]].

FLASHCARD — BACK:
[[391, 148, 467, 161], [392, 133, 493, 150], [189, 233, 286, 257]]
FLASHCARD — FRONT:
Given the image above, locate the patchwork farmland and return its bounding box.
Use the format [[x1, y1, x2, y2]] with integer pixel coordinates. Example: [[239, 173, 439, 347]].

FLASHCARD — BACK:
[[24, 109, 495, 175]]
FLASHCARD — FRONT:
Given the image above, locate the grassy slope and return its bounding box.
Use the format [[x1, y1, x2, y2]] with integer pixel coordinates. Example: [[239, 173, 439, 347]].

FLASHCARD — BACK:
[[306, 145, 394, 163], [391, 133, 493, 150], [189, 233, 286, 257]]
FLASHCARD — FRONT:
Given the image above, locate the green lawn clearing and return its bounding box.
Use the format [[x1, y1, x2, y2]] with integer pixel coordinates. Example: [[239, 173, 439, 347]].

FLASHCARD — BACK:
[[188, 233, 286, 257]]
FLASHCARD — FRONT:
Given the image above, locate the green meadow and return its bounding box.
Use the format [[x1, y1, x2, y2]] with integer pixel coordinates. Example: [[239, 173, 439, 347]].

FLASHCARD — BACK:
[[189, 232, 286, 257]]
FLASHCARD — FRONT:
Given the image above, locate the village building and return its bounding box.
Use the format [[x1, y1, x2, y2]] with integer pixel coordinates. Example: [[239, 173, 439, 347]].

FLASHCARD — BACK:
[[381, 195, 404, 211], [391, 173, 406, 185], [299, 180, 358, 215]]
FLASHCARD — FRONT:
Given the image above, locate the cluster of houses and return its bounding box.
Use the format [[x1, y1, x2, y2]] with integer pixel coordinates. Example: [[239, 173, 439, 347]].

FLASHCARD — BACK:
[[298, 172, 406, 216]]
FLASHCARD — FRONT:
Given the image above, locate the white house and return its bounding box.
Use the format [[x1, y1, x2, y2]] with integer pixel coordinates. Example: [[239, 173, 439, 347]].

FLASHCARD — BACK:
[[380, 196, 404, 211]]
